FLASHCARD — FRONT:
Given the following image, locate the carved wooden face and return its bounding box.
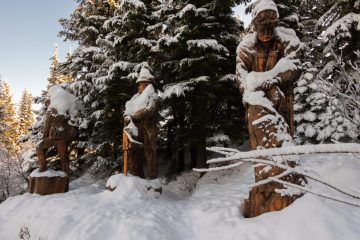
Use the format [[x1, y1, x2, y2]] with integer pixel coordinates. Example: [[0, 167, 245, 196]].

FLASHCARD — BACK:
[[254, 10, 278, 43], [137, 82, 149, 93]]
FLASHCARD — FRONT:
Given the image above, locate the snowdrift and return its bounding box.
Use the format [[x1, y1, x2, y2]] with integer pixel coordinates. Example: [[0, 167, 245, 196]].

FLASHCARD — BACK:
[[0, 153, 359, 240]]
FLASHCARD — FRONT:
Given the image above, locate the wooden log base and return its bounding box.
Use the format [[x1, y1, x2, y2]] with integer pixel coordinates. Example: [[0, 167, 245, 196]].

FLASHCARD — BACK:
[[28, 169, 69, 195], [243, 182, 299, 218], [243, 165, 304, 218]]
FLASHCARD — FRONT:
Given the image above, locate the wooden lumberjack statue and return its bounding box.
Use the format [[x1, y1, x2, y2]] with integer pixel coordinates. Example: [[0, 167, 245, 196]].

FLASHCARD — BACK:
[[30, 86, 80, 195], [36, 92, 78, 174], [123, 67, 160, 180], [236, 0, 304, 217]]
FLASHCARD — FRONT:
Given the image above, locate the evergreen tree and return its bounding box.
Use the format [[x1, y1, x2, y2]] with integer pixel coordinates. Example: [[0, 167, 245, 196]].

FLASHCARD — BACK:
[[59, 0, 116, 156], [96, 0, 161, 159], [48, 46, 73, 88], [0, 80, 19, 154], [0, 78, 7, 149], [59, 0, 164, 161], [47, 45, 60, 87], [155, 0, 246, 168], [18, 89, 34, 138], [295, 0, 360, 143], [293, 0, 324, 144], [274, 0, 303, 36], [315, 0, 360, 141]]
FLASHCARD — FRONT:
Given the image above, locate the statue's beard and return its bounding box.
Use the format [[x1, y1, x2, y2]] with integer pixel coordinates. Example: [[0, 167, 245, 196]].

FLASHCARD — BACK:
[[258, 32, 274, 42]]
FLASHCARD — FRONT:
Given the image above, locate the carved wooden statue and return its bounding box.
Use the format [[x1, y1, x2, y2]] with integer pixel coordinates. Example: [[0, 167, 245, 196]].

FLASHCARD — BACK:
[[236, 0, 304, 217], [30, 86, 79, 195], [36, 105, 78, 174], [124, 68, 160, 180]]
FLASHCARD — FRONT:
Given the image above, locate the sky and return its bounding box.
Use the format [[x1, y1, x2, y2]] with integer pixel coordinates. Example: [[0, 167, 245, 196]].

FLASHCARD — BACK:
[[0, 0, 78, 104], [0, 1, 251, 105]]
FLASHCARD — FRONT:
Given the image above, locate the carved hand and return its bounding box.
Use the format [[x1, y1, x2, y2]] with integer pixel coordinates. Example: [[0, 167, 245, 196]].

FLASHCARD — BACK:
[[262, 77, 280, 90]]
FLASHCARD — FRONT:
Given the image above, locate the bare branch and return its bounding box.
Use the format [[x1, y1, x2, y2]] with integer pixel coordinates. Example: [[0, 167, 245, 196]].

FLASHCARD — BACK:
[[193, 161, 247, 172], [270, 178, 360, 208], [206, 144, 360, 164]]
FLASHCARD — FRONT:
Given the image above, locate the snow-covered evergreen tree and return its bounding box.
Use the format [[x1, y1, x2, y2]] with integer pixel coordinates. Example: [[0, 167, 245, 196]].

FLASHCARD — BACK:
[[47, 46, 61, 87], [59, 0, 163, 161], [17, 89, 34, 138], [293, 1, 324, 144], [0, 79, 7, 149], [0, 80, 19, 154], [274, 0, 303, 36], [293, 0, 359, 143], [316, 0, 360, 140], [156, 0, 246, 168], [59, 0, 116, 157], [95, 0, 160, 159]]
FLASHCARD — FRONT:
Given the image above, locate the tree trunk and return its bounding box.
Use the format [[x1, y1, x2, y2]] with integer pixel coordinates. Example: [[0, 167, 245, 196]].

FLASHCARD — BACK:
[[190, 143, 197, 169], [177, 108, 185, 172], [190, 93, 207, 169], [196, 136, 207, 168]]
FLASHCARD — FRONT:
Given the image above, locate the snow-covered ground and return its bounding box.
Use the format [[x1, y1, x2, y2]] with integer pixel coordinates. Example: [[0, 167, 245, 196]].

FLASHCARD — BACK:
[[0, 153, 359, 240]]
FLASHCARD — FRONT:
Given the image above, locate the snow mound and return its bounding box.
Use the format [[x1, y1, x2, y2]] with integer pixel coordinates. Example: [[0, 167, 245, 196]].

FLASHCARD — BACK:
[[48, 85, 82, 118], [30, 169, 67, 178], [106, 174, 161, 200], [0, 154, 359, 240], [47, 85, 83, 126]]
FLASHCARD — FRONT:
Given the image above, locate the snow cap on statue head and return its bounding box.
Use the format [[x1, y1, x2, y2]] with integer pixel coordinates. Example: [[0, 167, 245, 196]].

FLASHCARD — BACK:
[[251, 0, 279, 20], [136, 67, 154, 83]]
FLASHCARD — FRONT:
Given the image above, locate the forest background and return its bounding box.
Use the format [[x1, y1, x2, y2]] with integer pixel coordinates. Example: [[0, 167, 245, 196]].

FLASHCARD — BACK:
[[0, 0, 359, 201]]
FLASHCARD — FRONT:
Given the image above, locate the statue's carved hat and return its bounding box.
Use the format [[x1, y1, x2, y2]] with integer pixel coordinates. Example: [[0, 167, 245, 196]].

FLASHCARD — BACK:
[[246, 0, 279, 20], [136, 67, 154, 83]]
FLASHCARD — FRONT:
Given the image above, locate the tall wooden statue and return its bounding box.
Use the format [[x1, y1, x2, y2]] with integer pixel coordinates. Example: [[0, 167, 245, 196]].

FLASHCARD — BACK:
[[123, 67, 160, 180], [236, 0, 304, 217], [29, 86, 79, 195]]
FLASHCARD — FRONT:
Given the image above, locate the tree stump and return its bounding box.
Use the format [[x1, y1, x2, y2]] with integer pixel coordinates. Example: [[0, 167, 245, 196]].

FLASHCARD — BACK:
[[28, 169, 69, 195]]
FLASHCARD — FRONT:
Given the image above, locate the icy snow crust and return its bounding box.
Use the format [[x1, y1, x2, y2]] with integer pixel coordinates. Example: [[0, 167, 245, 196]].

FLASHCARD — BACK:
[[0, 154, 359, 239]]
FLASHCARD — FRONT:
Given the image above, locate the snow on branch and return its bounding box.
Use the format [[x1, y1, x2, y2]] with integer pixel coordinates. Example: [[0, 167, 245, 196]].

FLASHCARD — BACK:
[[197, 154, 360, 202], [162, 76, 209, 99], [135, 38, 156, 48], [162, 82, 192, 99], [321, 13, 360, 56], [317, 49, 360, 135], [120, 0, 146, 10], [109, 61, 132, 73], [178, 4, 207, 18], [193, 143, 360, 207], [194, 161, 247, 173], [219, 74, 236, 82], [323, 13, 360, 41], [206, 143, 360, 164], [271, 178, 360, 207], [186, 39, 229, 54]]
